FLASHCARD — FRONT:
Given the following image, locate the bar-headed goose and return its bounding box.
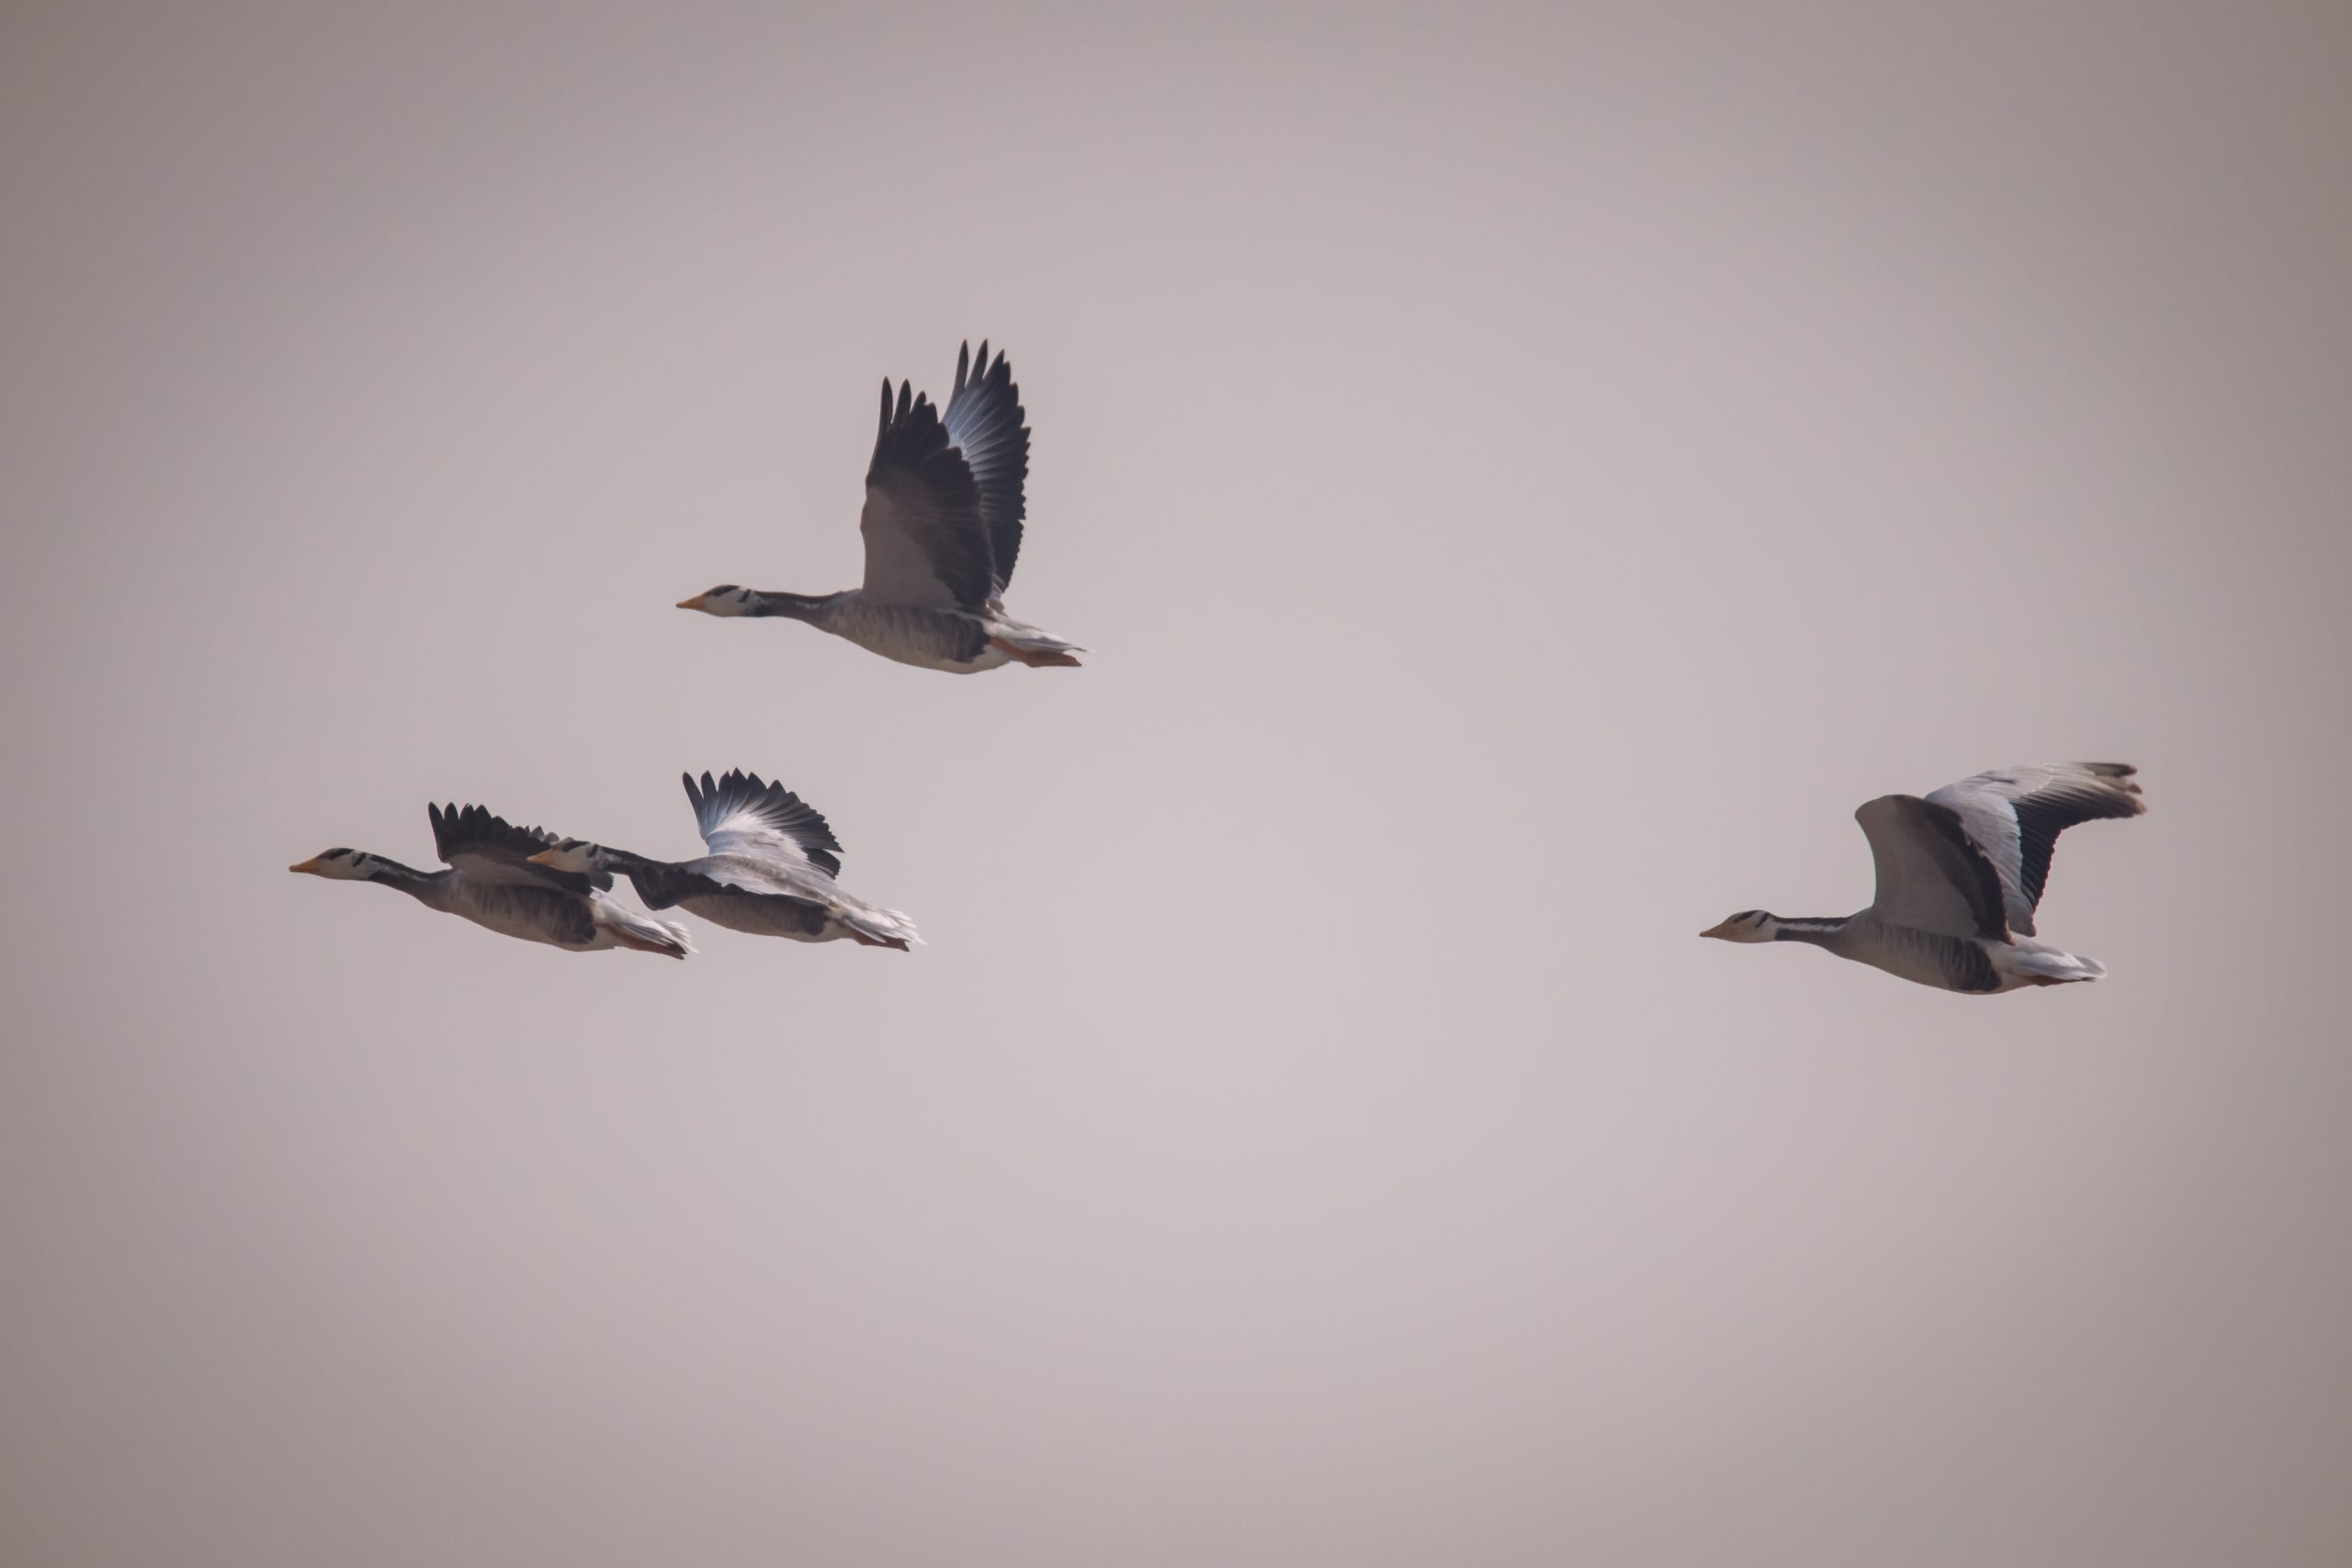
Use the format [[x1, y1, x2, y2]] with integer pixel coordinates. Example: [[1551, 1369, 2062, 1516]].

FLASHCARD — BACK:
[[528, 769, 921, 951], [675, 341, 1082, 672], [1702, 762, 2145, 993], [290, 803, 693, 958]]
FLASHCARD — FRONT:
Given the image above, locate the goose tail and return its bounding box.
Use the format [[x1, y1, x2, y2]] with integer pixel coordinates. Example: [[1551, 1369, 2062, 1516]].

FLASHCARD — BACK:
[[841, 902, 923, 952], [988, 623, 1085, 668], [1997, 940, 2105, 987], [606, 907, 695, 959]]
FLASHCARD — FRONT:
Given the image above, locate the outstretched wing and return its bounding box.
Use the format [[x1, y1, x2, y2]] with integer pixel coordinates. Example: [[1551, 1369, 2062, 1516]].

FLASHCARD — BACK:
[[943, 340, 1029, 594], [682, 770, 843, 878], [1925, 763, 2145, 936], [613, 853, 812, 910], [859, 378, 995, 612], [428, 803, 608, 894], [1855, 795, 2009, 941]]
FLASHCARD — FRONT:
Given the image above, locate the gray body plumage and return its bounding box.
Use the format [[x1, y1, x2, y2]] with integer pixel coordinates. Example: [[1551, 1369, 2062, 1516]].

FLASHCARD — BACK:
[[750, 592, 1001, 671], [1769, 913, 2009, 994], [413, 872, 600, 947], [669, 885, 836, 941]]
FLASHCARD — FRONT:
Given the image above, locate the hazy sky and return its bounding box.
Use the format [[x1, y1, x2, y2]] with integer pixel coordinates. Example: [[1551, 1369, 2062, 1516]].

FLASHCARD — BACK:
[[5, 2, 2349, 1564]]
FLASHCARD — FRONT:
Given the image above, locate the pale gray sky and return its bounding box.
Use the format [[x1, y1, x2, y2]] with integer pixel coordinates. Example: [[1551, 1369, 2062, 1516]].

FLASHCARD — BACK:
[[4, 2, 2349, 1564]]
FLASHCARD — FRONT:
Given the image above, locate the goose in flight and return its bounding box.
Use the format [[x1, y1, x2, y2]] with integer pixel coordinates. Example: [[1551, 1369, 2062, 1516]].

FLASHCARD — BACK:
[[289, 803, 694, 958], [527, 769, 921, 951], [676, 341, 1082, 672], [1702, 762, 2145, 993]]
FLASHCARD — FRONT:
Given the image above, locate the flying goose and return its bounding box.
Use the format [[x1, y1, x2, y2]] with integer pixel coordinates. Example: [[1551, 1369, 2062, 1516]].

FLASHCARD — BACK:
[[290, 803, 694, 958], [527, 769, 921, 951], [1702, 762, 2145, 993], [675, 341, 1082, 672]]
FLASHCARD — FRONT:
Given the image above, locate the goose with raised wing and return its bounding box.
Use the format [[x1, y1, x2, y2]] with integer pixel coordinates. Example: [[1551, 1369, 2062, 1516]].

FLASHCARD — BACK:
[[290, 803, 694, 958], [1702, 762, 2145, 993], [529, 769, 921, 951], [676, 341, 1081, 672]]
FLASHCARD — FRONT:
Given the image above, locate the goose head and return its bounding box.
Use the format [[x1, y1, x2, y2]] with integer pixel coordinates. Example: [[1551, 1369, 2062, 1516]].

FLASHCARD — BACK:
[[526, 839, 611, 875], [1700, 909, 1781, 942], [289, 848, 390, 880], [675, 584, 760, 616]]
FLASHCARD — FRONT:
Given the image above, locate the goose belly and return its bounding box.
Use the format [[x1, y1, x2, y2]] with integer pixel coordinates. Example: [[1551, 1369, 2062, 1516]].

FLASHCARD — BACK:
[[680, 891, 840, 942], [1842, 919, 2004, 993], [823, 602, 1007, 672], [442, 883, 599, 949]]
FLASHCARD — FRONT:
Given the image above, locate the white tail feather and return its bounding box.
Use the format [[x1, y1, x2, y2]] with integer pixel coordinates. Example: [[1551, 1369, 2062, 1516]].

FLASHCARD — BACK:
[[989, 620, 1085, 666], [604, 905, 695, 958], [1996, 940, 2104, 987], [843, 904, 923, 950]]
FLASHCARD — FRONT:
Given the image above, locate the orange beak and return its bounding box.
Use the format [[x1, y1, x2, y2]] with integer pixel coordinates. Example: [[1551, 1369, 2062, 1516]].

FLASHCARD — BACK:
[[1699, 919, 1740, 939], [675, 594, 706, 610], [526, 849, 559, 865], [288, 856, 324, 874]]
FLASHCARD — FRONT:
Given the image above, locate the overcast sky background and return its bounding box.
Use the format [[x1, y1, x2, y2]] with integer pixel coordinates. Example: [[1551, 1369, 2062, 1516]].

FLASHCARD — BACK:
[[5, 2, 2350, 1563]]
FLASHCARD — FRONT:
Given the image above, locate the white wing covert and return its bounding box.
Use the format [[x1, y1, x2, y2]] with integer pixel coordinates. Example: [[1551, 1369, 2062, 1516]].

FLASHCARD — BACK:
[[683, 770, 844, 878]]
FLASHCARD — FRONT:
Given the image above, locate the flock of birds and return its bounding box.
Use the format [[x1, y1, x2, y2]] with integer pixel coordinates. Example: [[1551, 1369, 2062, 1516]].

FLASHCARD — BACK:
[[290, 341, 2146, 995]]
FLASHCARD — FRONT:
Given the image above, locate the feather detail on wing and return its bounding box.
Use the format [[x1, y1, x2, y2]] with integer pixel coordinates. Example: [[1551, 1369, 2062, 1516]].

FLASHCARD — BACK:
[[1924, 763, 2145, 936], [943, 340, 1030, 593], [428, 803, 609, 893], [1855, 795, 2009, 941], [860, 379, 995, 611], [683, 770, 844, 877]]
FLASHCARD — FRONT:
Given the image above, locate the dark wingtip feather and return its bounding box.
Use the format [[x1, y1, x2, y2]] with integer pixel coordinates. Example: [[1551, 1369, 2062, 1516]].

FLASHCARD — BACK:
[[938, 338, 1028, 593], [2086, 762, 2147, 812]]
